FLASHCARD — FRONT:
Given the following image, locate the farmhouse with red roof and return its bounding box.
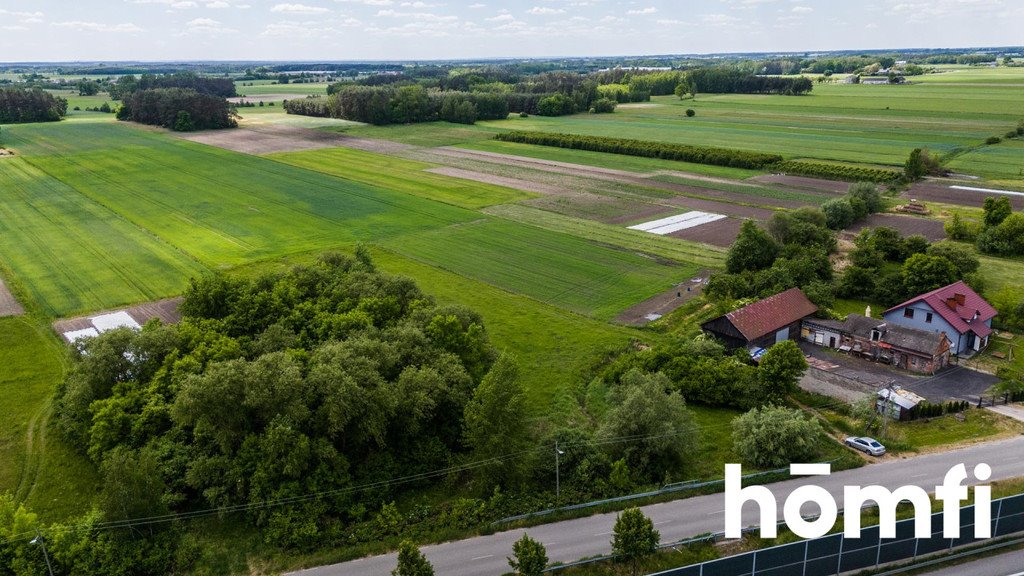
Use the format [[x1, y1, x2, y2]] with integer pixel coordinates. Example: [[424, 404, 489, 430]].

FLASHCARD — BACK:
[[882, 280, 997, 356], [700, 287, 818, 353]]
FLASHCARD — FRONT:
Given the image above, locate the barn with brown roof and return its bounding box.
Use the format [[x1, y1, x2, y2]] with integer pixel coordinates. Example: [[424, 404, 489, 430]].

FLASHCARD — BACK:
[[700, 288, 818, 353]]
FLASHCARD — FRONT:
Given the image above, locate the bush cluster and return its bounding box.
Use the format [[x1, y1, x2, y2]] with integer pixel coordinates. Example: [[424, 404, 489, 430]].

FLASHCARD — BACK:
[[494, 131, 783, 169], [774, 160, 903, 183], [283, 95, 331, 117]]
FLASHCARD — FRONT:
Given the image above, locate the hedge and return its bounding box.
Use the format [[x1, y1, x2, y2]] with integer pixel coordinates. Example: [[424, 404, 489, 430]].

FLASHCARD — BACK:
[[773, 160, 903, 183], [493, 131, 783, 169]]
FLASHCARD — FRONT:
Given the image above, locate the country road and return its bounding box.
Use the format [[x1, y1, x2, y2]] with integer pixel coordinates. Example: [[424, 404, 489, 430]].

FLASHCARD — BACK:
[[919, 546, 1024, 575], [289, 436, 1024, 576]]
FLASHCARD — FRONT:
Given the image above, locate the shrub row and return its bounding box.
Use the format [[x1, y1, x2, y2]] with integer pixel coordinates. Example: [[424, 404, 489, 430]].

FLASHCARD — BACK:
[[773, 160, 903, 183], [493, 131, 783, 169], [907, 399, 970, 420]]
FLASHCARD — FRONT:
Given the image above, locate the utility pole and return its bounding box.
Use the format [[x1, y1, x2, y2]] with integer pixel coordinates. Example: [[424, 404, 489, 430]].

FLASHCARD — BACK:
[[555, 442, 565, 502], [31, 528, 55, 576], [881, 379, 896, 440]]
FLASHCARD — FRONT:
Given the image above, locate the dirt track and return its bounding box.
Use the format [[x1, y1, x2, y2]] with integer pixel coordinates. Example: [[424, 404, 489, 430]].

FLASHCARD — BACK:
[[0, 278, 24, 317], [615, 272, 709, 325], [179, 124, 414, 155]]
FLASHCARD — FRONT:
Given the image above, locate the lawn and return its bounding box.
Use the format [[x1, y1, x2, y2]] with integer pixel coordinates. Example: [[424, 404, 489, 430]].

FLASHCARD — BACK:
[[266, 146, 531, 209], [383, 218, 696, 321]]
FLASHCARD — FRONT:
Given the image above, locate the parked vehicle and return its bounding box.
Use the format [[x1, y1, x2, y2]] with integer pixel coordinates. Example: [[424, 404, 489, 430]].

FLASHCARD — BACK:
[[845, 436, 886, 456]]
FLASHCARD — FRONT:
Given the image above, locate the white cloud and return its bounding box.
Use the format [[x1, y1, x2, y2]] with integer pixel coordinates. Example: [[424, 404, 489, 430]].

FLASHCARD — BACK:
[[702, 13, 739, 24], [272, 3, 331, 13], [376, 9, 457, 20], [791, 5, 813, 13], [656, 18, 686, 25], [172, 1, 197, 7], [468, 2, 485, 7], [627, 7, 657, 15], [206, 1, 230, 7], [400, 1, 437, 7], [52, 20, 145, 32], [526, 6, 565, 15], [485, 13, 514, 21], [182, 16, 237, 32]]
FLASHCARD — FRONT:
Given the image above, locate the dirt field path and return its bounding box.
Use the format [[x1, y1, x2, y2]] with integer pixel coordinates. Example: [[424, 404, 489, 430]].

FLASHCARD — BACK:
[[614, 272, 709, 325], [0, 278, 24, 316]]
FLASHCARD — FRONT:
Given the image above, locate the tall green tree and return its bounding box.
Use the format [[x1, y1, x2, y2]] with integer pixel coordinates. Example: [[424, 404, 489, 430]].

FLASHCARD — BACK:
[[393, 541, 434, 576], [611, 508, 660, 576], [732, 404, 824, 467], [756, 340, 807, 403], [983, 197, 1013, 228], [901, 254, 959, 296], [508, 533, 548, 576], [463, 354, 532, 489], [726, 220, 779, 273]]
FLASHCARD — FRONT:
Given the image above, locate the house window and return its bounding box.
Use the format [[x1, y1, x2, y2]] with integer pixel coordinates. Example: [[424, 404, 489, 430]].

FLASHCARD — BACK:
[[904, 308, 914, 319], [926, 312, 933, 323], [911, 357, 918, 367]]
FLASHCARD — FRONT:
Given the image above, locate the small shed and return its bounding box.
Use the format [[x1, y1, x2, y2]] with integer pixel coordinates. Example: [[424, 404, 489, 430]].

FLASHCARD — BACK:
[[877, 388, 926, 421]]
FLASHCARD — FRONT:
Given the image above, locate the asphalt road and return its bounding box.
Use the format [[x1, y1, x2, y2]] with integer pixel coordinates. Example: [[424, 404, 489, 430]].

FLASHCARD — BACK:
[[289, 436, 1024, 576], [920, 547, 1024, 575]]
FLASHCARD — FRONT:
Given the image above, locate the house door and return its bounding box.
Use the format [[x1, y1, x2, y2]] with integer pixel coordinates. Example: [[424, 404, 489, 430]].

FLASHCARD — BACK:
[[829, 336, 836, 348], [776, 327, 789, 343]]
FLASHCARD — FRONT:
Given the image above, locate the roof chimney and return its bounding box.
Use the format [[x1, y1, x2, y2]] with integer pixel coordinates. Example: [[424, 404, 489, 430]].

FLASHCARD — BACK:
[[955, 293, 966, 306], [946, 297, 958, 310]]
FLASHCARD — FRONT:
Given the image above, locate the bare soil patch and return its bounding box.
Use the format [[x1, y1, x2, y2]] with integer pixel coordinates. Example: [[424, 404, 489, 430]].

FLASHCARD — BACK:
[[649, 179, 815, 209], [432, 147, 642, 179], [663, 196, 774, 220], [906, 180, 1024, 210], [424, 167, 566, 196], [668, 217, 744, 247], [750, 174, 851, 194], [615, 271, 709, 325], [52, 297, 183, 337], [0, 149, 14, 158], [179, 125, 414, 156], [0, 278, 25, 317], [843, 213, 947, 241]]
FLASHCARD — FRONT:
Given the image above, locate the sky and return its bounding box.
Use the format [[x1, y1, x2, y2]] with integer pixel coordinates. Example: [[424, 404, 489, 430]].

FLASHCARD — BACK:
[[1, 0, 1022, 62]]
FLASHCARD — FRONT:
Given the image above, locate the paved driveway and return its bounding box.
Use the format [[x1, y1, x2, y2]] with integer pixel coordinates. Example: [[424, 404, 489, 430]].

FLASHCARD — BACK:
[[799, 342, 998, 403]]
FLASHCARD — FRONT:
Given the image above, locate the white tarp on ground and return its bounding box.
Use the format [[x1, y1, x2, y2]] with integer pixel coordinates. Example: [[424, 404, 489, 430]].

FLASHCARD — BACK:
[[950, 185, 1024, 198], [628, 211, 727, 235], [90, 311, 142, 332], [64, 328, 100, 343]]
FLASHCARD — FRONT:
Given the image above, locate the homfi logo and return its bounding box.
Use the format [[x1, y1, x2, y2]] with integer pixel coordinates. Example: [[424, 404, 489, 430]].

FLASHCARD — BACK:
[[724, 463, 992, 539]]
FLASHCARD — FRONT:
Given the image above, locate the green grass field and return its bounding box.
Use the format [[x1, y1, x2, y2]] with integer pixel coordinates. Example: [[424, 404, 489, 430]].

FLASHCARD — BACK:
[[266, 146, 531, 209], [233, 81, 331, 96], [384, 218, 695, 320]]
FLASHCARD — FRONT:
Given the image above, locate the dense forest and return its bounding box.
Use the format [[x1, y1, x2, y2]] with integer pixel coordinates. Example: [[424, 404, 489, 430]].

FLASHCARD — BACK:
[[108, 72, 237, 100], [117, 88, 236, 131], [0, 87, 68, 123]]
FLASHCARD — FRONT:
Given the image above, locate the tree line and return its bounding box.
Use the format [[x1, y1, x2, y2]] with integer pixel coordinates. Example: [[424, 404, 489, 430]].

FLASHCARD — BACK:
[[0, 87, 67, 123], [117, 87, 236, 131], [286, 85, 511, 125], [684, 68, 813, 95], [108, 72, 236, 100]]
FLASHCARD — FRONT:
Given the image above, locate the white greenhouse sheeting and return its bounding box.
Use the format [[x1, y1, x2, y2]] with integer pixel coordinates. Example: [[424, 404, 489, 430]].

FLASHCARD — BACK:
[[90, 311, 142, 332], [949, 185, 1024, 198], [63, 328, 100, 343], [628, 211, 726, 235]]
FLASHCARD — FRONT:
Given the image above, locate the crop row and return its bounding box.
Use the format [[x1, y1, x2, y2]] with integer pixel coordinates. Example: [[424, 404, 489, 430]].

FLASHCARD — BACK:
[[494, 131, 783, 169]]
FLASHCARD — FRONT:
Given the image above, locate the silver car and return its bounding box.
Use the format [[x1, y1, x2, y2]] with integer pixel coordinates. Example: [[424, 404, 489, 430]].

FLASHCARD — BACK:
[[845, 436, 886, 456]]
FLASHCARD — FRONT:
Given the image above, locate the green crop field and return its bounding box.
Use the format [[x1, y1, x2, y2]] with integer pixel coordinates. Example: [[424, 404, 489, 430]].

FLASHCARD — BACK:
[[0, 156, 208, 316], [948, 139, 1024, 181], [468, 80, 1024, 169], [266, 146, 531, 209], [234, 81, 331, 96], [2, 119, 476, 272], [384, 218, 696, 320]]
